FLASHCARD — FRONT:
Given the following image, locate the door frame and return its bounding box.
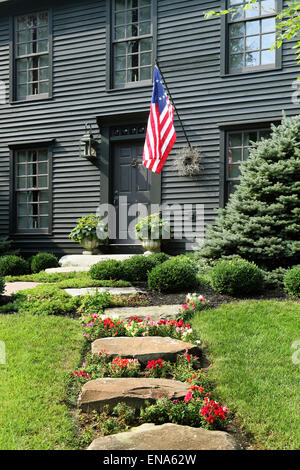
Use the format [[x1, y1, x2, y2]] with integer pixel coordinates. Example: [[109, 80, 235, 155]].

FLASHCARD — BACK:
[[97, 112, 161, 239]]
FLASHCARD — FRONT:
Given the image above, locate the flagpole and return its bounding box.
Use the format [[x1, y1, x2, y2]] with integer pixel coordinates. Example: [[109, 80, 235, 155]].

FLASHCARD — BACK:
[[155, 59, 193, 150]]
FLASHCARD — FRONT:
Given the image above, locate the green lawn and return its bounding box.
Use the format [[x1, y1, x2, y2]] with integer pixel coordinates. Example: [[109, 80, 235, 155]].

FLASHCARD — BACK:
[[192, 300, 300, 450], [0, 314, 84, 450]]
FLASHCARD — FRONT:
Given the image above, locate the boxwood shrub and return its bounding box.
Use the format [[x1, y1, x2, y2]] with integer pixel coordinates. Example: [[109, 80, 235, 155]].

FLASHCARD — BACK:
[[209, 258, 264, 296], [30, 252, 59, 273], [90, 259, 123, 280], [0, 255, 30, 277], [283, 265, 300, 298], [148, 257, 198, 292], [121, 254, 168, 282]]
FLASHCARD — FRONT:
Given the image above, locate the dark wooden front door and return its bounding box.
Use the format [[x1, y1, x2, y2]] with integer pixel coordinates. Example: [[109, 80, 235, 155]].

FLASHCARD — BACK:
[[113, 142, 155, 244]]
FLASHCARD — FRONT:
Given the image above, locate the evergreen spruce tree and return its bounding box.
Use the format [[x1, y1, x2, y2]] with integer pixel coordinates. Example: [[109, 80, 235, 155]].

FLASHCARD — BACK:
[[201, 115, 300, 269]]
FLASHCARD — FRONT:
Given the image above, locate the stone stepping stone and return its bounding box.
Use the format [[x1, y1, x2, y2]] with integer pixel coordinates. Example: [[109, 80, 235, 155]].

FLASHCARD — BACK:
[[4, 282, 41, 296], [78, 378, 190, 412], [59, 254, 135, 268], [104, 305, 180, 321], [92, 336, 201, 364], [88, 423, 240, 450], [64, 287, 145, 297]]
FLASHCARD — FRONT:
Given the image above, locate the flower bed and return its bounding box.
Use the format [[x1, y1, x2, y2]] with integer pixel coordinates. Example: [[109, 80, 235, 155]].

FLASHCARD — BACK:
[[81, 314, 195, 343]]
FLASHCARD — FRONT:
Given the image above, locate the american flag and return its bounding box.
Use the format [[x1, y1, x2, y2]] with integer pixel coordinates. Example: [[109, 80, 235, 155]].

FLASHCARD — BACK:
[[143, 66, 176, 174]]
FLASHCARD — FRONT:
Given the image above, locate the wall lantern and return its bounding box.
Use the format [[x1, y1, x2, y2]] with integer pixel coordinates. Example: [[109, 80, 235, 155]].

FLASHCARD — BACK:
[[79, 125, 98, 159]]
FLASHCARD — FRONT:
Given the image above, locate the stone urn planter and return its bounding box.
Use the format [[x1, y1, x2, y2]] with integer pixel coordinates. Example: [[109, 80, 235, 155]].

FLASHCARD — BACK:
[[80, 238, 102, 255], [141, 239, 161, 256]]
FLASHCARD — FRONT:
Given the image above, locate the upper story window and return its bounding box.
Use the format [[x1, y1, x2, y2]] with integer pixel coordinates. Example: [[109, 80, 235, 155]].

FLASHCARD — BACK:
[[228, 0, 277, 73], [14, 148, 50, 233], [14, 11, 50, 101], [226, 128, 271, 198], [112, 0, 153, 88]]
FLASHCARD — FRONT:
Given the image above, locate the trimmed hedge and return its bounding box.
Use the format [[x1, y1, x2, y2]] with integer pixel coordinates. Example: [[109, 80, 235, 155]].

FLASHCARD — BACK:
[[209, 258, 264, 296], [148, 257, 198, 292], [283, 265, 300, 298], [0, 255, 30, 277], [31, 252, 59, 273], [90, 259, 123, 281]]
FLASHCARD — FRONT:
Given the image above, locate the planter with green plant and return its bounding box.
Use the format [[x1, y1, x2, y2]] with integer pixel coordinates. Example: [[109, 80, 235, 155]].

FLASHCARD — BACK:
[[69, 214, 108, 254], [135, 213, 171, 255]]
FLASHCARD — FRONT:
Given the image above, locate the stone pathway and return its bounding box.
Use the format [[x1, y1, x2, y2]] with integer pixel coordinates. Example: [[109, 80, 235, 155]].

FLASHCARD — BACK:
[[88, 423, 240, 451], [79, 377, 190, 412], [64, 287, 145, 297], [104, 305, 180, 321], [92, 336, 201, 364], [4, 282, 41, 296]]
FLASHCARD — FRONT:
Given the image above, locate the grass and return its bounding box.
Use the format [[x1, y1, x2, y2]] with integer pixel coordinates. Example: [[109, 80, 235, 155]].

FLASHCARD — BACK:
[[192, 300, 300, 450], [4, 271, 132, 288], [0, 314, 84, 450]]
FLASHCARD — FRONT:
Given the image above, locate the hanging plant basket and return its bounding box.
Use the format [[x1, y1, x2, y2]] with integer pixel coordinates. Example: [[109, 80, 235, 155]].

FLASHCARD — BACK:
[[174, 146, 203, 176]]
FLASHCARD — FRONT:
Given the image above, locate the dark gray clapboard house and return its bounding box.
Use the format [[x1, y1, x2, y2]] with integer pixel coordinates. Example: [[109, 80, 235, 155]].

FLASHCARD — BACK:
[[0, 0, 298, 255]]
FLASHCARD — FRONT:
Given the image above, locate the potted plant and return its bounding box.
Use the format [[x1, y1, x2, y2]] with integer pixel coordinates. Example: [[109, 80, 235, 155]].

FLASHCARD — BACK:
[[135, 213, 171, 254], [69, 214, 108, 254]]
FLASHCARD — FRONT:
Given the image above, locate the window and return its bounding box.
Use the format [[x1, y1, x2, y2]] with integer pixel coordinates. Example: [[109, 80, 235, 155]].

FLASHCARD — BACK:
[[226, 128, 271, 198], [14, 11, 50, 101], [14, 148, 50, 232], [227, 0, 277, 73], [112, 0, 153, 88]]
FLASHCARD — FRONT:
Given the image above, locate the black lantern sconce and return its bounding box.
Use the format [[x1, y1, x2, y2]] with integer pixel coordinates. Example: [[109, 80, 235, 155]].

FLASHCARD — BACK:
[[79, 125, 98, 159]]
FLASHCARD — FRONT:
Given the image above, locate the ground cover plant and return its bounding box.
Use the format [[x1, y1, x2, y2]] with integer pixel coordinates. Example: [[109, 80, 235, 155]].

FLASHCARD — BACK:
[[192, 300, 300, 450], [0, 314, 84, 450]]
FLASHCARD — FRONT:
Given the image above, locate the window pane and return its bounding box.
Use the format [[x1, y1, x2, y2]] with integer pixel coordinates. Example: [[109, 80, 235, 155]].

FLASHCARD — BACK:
[[17, 177, 26, 189], [38, 12, 48, 26], [115, 0, 126, 10], [246, 35, 259, 51], [39, 81, 49, 94], [259, 130, 271, 139], [231, 148, 242, 162], [115, 70, 126, 85], [38, 176, 47, 188], [230, 164, 241, 178], [40, 68, 49, 80], [39, 217, 49, 228], [228, 181, 238, 197], [230, 38, 244, 54], [230, 8, 244, 21], [39, 190, 49, 202], [261, 0, 275, 15], [115, 56, 126, 70], [261, 48, 275, 64], [245, 51, 259, 67], [245, 3, 259, 18], [39, 204, 49, 215], [115, 12, 125, 25], [141, 0, 151, 5], [140, 66, 151, 80], [229, 133, 242, 146], [246, 20, 260, 35], [140, 52, 151, 66], [262, 32, 275, 49], [17, 59, 27, 71], [139, 21, 151, 35], [244, 131, 258, 145], [115, 42, 126, 56], [17, 152, 27, 163], [17, 165, 26, 176], [38, 40, 48, 53], [17, 71, 27, 84], [17, 44, 27, 56], [128, 68, 139, 82], [38, 27, 48, 39], [17, 217, 28, 229], [140, 7, 151, 21], [38, 162, 48, 174], [230, 22, 245, 37], [126, 24, 138, 37], [140, 37, 152, 51], [230, 54, 244, 70], [128, 40, 139, 53], [262, 17, 275, 32], [39, 55, 49, 67]]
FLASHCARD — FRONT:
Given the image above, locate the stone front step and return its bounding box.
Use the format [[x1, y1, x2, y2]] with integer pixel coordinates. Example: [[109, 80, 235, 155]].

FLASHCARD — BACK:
[[88, 423, 240, 451], [104, 305, 180, 321], [64, 287, 145, 297], [60, 254, 135, 268], [78, 378, 190, 412], [92, 336, 201, 364]]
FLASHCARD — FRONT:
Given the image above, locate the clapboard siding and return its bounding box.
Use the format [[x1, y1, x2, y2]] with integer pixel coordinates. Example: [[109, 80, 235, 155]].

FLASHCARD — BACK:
[[0, 0, 299, 255]]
